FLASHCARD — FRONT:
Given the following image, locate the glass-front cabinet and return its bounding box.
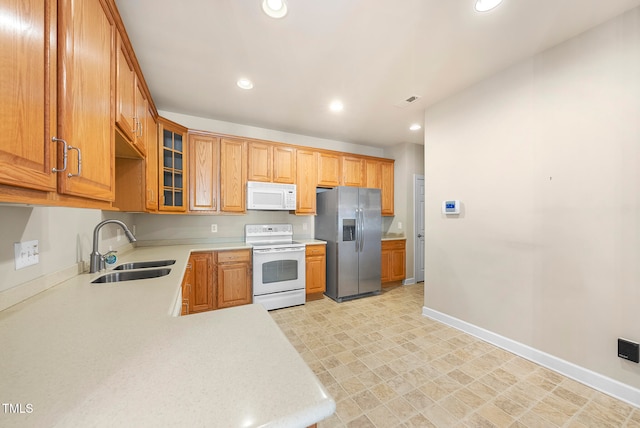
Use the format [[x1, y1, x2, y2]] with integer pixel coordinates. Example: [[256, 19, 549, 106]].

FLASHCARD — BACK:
[[158, 117, 188, 212]]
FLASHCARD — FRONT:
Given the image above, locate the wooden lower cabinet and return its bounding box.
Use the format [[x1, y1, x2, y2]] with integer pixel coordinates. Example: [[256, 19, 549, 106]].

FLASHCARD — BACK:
[[180, 258, 193, 316], [381, 239, 406, 287], [181, 249, 252, 315], [305, 244, 326, 300], [188, 252, 215, 313], [217, 250, 252, 309]]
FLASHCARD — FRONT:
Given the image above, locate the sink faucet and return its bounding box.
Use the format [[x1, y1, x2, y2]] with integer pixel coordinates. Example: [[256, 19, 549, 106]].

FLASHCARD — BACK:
[[89, 220, 137, 273]]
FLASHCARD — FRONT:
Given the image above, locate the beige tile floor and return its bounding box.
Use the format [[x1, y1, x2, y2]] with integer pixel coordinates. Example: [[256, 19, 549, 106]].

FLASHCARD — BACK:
[[270, 283, 640, 428]]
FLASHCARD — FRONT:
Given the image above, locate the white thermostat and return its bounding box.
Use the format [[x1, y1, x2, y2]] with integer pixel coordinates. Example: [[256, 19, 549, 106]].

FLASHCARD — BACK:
[[442, 200, 460, 215]]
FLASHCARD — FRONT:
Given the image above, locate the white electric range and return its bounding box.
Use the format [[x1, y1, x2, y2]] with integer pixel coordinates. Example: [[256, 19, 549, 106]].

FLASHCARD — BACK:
[[245, 224, 306, 311]]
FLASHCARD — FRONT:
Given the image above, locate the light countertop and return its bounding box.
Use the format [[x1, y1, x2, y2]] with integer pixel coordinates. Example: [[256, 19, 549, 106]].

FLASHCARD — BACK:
[[0, 244, 335, 427], [382, 234, 406, 241]]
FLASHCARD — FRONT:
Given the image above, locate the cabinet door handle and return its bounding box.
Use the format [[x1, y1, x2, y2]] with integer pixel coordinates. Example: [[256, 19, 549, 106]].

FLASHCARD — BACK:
[[67, 146, 82, 178], [132, 117, 138, 135], [51, 137, 69, 173]]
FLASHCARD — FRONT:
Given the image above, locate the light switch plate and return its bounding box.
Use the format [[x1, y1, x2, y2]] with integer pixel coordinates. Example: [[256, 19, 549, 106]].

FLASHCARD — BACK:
[[14, 240, 39, 270]]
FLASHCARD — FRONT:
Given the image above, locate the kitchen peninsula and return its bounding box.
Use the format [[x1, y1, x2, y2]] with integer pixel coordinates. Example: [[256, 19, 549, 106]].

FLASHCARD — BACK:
[[0, 244, 335, 427]]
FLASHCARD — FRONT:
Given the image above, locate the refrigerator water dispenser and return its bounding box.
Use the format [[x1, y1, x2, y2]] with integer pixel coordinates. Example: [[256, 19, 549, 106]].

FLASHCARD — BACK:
[[343, 219, 356, 241]]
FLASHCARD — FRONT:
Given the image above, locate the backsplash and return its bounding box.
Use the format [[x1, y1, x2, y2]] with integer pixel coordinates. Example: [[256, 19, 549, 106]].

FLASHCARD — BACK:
[[0, 205, 135, 306], [132, 211, 314, 244]]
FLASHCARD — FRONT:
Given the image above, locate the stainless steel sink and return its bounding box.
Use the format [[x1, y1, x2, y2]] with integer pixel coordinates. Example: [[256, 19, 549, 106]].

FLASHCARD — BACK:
[[91, 268, 172, 284], [113, 259, 176, 271]]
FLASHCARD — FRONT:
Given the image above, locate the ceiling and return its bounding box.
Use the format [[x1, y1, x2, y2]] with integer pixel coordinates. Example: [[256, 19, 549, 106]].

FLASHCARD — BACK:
[[115, 0, 640, 148]]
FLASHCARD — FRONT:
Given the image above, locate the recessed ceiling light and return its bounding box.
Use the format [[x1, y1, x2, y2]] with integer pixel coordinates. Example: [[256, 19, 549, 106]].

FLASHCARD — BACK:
[[262, 0, 288, 18], [475, 0, 503, 12], [409, 124, 422, 131], [329, 100, 344, 112], [237, 78, 254, 90]]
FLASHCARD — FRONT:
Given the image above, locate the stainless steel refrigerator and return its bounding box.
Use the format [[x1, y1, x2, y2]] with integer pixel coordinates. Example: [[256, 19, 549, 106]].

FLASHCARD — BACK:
[[315, 187, 382, 302]]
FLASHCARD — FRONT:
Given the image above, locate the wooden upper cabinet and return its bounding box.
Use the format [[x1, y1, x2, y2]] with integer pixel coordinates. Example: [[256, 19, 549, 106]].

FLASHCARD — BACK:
[[56, 0, 115, 201], [158, 117, 187, 212], [247, 142, 296, 184], [220, 137, 247, 212], [296, 149, 317, 214], [115, 32, 146, 157], [273, 145, 296, 184], [247, 141, 272, 182], [188, 132, 219, 212], [115, 34, 135, 142], [342, 156, 365, 187], [145, 111, 158, 211], [317, 152, 340, 187], [380, 160, 394, 216], [0, 0, 57, 193], [365, 159, 382, 189], [133, 79, 148, 156], [364, 158, 394, 216]]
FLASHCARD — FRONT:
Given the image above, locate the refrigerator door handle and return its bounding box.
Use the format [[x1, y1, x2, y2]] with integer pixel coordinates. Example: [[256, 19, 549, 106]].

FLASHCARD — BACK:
[[355, 208, 361, 251], [358, 208, 364, 252]]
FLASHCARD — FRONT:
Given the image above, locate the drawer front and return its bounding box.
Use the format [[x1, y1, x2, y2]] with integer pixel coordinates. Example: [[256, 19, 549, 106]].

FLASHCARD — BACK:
[[305, 244, 326, 257], [382, 240, 405, 250], [217, 249, 251, 264]]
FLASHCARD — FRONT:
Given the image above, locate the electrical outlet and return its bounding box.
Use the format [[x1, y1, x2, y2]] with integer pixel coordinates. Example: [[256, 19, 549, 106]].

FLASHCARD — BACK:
[[398, 222, 403, 230], [302, 223, 308, 231], [211, 224, 218, 233], [14, 240, 39, 270], [132, 224, 136, 235], [116, 229, 122, 242]]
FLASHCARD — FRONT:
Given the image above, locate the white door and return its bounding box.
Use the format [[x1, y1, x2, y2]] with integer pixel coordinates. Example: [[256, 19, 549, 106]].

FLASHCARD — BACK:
[[414, 175, 425, 282]]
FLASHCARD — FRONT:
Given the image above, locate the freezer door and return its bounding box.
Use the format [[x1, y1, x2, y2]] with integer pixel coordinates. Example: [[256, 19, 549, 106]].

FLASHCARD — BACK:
[[358, 188, 382, 295], [336, 187, 360, 298]]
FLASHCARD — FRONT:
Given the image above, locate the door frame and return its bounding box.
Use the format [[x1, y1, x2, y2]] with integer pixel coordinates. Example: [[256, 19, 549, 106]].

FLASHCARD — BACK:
[[413, 174, 425, 283]]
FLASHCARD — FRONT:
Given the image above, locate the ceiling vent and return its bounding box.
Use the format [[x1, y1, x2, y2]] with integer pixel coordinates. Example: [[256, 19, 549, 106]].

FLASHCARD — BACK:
[[394, 94, 422, 108]]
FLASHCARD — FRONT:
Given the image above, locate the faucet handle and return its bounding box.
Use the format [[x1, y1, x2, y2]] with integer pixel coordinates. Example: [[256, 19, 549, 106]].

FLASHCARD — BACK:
[[103, 251, 118, 266]]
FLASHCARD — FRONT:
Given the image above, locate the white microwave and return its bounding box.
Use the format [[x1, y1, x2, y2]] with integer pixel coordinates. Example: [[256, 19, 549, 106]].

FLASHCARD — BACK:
[[247, 181, 296, 210]]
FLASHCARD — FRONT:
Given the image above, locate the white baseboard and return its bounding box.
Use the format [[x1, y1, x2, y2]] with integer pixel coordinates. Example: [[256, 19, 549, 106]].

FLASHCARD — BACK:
[[403, 277, 416, 285], [422, 306, 640, 408]]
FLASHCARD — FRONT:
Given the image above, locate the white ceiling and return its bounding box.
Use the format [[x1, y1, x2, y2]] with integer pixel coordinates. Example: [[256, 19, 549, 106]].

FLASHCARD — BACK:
[[115, 0, 640, 148]]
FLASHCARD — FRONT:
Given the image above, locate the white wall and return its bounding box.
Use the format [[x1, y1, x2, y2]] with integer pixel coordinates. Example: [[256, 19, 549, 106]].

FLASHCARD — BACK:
[[132, 210, 313, 243], [159, 110, 385, 158], [0, 206, 135, 298], [384, 143, 425, 281], [424, 6, 640, 392]]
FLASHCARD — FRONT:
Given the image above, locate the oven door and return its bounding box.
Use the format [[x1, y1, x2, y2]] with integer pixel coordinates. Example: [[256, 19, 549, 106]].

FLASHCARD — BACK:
[[253, 247, 306, 296]]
